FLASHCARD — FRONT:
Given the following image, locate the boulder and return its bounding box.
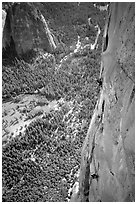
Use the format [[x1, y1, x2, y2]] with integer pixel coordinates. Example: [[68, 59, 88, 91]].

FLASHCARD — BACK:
[[71, 2, 135, 202], [2, 3, 58, 55]]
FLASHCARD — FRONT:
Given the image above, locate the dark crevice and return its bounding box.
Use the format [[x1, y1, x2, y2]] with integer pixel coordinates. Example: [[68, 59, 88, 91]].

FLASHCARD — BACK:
[[102, 100, 105, 113], [83, 160, 90, 199], [97, 78, 103, 88], [91, 173, 99, 180], [102, 14, 111, 52], [110, 171, 114, 176], [103, 33, 108, 52], [129, 86, 135, 105]]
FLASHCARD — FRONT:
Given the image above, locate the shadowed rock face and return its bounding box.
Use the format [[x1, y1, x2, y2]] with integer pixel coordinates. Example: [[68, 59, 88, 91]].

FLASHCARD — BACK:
[[2, 3, 58, 55], [71, 2, 135, 202]]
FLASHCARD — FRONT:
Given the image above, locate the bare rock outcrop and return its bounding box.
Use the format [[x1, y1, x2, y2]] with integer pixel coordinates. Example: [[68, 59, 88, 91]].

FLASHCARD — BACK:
[[2, 3, 58, 55], [2, 9, 7, 33], [71, 2, 135, 202]]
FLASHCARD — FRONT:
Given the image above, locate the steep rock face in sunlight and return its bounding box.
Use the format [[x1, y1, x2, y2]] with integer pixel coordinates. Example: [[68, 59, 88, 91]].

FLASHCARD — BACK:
[[2, 10, 7, 33], [2, 3, 58, 55], [71, 2, 135, 202]]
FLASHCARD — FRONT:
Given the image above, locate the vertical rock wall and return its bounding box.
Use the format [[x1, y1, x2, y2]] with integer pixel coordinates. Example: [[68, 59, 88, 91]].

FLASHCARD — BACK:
[[2, 10, 7, 34], [2, 3, 58, 55], [71, 2, 135, 202]]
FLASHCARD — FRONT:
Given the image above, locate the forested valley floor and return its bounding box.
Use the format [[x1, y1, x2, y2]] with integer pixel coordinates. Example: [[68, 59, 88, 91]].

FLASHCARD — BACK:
[[2, 3, 107, 201]]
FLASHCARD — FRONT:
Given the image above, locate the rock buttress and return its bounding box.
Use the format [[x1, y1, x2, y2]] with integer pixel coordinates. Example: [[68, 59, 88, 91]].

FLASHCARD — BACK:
[[2, 3, 58, 56], [71, 2, 135, 202]]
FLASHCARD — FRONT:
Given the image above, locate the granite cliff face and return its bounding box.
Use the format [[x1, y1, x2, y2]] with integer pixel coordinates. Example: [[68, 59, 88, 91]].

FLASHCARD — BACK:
[[2, 3, 58, 56], [71, 2, 135, 202], [2, 2, 135, 202]]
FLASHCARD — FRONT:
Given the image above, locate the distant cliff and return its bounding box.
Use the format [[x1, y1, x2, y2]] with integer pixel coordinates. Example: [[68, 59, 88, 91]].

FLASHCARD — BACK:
[[2, 3, 58, 56], [71, 2, 135, 202], [2, 2, 107, 60]]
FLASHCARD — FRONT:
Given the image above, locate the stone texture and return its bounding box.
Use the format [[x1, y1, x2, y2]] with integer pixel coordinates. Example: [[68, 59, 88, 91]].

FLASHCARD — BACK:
[[2, 10, 7, 32], [2, 9, 11, 49], [2, 3, 58, 55], [71, 2, 135, 202]]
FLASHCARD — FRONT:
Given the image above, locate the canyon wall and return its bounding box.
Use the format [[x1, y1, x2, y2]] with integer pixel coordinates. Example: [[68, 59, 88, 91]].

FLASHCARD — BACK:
[[71, 2, 135, 202], [2, 3, 58, 55]]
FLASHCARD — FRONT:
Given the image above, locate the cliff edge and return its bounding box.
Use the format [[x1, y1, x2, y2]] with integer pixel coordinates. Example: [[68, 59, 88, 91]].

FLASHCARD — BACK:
[[71, 2, 135, 202]]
